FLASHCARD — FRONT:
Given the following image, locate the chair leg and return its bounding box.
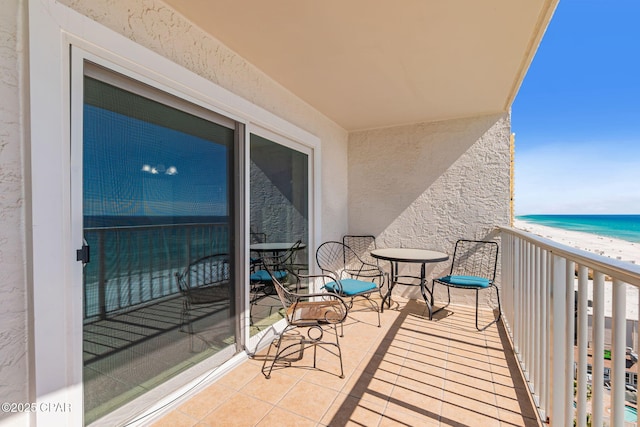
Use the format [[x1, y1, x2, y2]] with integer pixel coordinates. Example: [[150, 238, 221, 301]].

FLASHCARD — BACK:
[[180, 300, 189, 332], [364, 295, 381, 327], [475, 285, 501, 331], [263, 324, 345, 379], [262, 333, 284, 379], [332, 324, 344, 379], [430, 282, 451, 317]]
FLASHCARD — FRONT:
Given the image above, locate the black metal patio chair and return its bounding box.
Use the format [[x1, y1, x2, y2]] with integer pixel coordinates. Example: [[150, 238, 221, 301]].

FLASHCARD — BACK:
[[316, 241, 383, 327], [431, 239, 500, 331], [261, 262, 348, 379], [249, 240, 302, 324], [175, 254, 231, 345]]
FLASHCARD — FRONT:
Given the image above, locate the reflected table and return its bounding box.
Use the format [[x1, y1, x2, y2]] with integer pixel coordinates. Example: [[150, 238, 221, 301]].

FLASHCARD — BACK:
[[371, 248, 449, 319], [249, 242, 307, 255]]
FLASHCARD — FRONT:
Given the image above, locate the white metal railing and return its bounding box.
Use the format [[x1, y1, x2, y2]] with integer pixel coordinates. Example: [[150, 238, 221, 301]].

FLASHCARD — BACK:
[[499, 226, 640, 427]]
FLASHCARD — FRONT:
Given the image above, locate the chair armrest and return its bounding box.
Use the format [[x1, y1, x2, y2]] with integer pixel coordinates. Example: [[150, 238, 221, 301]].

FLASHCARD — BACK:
[[292, 273, 349, 312], [290, 290, 349, 324]]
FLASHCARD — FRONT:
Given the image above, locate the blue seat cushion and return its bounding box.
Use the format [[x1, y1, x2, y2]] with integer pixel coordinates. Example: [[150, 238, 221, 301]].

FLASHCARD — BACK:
[[436, 275, 491, 288], [324, 278, 377, 296], [250, 269, 286, 282]]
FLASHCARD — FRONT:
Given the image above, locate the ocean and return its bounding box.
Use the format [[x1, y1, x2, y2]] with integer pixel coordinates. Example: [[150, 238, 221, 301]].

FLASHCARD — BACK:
[[517, 214, 640, 244]]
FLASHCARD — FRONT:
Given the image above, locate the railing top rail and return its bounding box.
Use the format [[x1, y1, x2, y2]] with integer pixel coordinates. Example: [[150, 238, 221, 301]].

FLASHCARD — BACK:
[[84, 222, 228, 232], [499, 225, 640, 288]]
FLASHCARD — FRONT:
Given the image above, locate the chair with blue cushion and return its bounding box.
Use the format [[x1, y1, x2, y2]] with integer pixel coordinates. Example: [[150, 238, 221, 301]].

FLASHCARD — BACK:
[[431, 239, 500, 331], [249, 240, 302, 324], [249, 231, 267, 272], [316, 241, 383, 327], [342, 235, 386, 291]]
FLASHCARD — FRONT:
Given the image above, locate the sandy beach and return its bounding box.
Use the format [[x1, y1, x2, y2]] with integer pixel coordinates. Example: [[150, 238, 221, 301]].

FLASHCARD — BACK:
[[514, 218, 640, 319], [514, 218, 640, 266]]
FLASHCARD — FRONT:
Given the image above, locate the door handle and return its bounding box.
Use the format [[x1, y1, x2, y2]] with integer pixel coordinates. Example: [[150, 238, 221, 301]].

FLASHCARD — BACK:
[[77, 239, 90, 264]]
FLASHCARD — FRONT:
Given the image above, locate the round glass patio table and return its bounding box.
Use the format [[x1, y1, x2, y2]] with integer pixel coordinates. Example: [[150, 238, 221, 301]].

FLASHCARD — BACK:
[[371, 248, 449, 319]]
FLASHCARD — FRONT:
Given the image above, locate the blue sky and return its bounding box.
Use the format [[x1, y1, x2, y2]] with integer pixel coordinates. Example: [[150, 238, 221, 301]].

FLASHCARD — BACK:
[[512, 0, 640, 215]]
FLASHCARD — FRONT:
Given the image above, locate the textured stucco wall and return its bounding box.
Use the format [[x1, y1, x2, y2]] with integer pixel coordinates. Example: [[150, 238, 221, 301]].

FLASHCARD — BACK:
[[0, 0, 30, 424], [348, 113, 511, 304], [58, 0, 350, 242]]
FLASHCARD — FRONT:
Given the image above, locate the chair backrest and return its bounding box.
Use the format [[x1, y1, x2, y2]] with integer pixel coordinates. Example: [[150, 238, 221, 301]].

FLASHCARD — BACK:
[[316, 241, 345, 274], [342, 235, 378, 266], [449, 240, 499, 281], [257, 240, 303, 275], [175, 253, 230, 294], [261, 259, 299, 316], [317, 241, 369, 277]]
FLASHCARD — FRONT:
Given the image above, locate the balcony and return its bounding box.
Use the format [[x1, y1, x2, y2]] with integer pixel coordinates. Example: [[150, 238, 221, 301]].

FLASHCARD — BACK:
[[118, 225, 640, 427], [151, 299, 538, 427]]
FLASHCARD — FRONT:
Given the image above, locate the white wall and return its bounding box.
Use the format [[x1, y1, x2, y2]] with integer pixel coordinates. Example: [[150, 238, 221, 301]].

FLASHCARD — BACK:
[[348, 113, 511, 303], [0, 1, 30, 425]]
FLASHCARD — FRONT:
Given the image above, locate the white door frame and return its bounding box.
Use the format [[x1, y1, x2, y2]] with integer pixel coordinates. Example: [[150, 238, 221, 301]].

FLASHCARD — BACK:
[[29, 0, 321, 424]]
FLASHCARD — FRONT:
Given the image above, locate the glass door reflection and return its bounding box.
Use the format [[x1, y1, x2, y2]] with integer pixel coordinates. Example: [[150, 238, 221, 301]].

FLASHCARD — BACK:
[[249, 134, 309, 336]]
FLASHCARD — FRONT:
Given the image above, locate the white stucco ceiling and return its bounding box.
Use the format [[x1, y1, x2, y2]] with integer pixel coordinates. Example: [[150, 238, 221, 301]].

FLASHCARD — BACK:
[[163, 0, 557, 131]]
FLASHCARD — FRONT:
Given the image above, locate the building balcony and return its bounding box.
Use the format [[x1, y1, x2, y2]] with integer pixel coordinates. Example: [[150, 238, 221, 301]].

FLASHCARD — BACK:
[[149, 300, 537, 426], [125, 225, 640, 427]]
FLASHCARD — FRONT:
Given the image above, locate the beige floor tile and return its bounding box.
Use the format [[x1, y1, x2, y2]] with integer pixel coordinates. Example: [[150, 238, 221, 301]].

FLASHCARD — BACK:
[[389, 381, 444, 414], [320, 393, 384, 427], [277, 379, 340, 421], [200, 393, 273, 426], [346, 366, 397, 397], [176, 382, 234, 419], [380, 401, 440, 427], [149, 409, 198, 427], [255, 406, 316, 427], [240, 371, 299, 404], [217, 363, 260, 391], [498, 407, 541, 427], [440, 400, 501, 427]]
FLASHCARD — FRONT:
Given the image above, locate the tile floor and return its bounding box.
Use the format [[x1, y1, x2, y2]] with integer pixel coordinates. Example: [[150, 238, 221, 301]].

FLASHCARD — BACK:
[[151, 298, 541, 426]]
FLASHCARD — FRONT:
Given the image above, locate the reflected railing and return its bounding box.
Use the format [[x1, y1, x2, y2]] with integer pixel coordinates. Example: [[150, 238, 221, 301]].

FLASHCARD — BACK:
[[83, 222, 229, 321], [500, 226, 640, 426]]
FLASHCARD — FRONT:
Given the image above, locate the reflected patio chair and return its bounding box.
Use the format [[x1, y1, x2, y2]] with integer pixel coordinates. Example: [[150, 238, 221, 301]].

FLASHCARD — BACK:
[[175, 253, 230, 337], [316, 241, 382, 327], [261, 262, 348, 379], [249, 240, 302, 324], [249, 231, 267, 272], [431, 239, 500, 331], [342, 235, 386, 289]]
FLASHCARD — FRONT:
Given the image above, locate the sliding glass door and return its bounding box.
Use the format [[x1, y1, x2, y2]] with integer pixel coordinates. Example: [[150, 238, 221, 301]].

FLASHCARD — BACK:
[[249, 133, 310, 336], [80, 63, 239, 423]]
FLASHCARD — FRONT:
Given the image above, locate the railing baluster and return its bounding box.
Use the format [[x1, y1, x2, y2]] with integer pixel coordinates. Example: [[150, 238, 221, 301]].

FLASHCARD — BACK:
[[541, 249, 550, 419], [611, 279, 626, 427], [565, 259, 575, 427], [98, 230, 106, 320], [576, 265, 588, 427], [592, 271, 605, 427], [550, 254, 567, 425]]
